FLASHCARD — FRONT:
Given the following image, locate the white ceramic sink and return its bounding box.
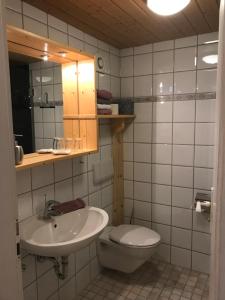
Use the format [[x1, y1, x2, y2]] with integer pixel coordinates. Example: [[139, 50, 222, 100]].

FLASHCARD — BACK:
[[20, 207, 108, 257]]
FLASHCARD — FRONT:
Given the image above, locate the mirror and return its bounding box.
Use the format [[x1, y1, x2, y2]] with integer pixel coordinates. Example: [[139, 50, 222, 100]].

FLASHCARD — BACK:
[[9, 52, 63, 154], [7, 25, 98, 169]]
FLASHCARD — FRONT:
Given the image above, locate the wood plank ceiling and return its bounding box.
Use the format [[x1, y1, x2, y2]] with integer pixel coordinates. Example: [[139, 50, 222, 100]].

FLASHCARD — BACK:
[[24, 0, 219, 49]]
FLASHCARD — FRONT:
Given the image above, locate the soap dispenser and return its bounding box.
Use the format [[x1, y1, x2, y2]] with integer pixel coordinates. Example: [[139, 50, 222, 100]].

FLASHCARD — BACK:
[[14, 135, 24, 165]]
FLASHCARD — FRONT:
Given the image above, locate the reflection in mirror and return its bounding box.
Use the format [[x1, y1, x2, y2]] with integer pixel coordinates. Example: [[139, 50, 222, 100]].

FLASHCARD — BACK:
[[9, 52, 63, 154]]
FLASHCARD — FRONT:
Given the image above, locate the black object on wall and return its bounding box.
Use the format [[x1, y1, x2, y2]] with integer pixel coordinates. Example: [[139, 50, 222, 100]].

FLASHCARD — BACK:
[[9, 60, 34, 154]]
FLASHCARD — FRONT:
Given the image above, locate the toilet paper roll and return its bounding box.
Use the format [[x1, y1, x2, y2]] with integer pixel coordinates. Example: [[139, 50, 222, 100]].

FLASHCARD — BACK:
[[111, 104, 119, 115]]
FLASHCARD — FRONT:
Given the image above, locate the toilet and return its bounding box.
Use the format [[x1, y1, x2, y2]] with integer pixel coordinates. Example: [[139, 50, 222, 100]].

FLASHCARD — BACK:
[[97, 224, 161, 273]]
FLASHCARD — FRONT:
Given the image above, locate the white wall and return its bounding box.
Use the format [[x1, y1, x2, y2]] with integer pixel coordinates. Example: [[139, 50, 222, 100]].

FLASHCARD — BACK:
[[122, 33, 218, 274]]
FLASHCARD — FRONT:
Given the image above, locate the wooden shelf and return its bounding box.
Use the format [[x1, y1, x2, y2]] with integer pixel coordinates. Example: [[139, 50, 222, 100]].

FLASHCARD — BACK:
[[97, 114, 135, 119], [15, 148, 97, 171]]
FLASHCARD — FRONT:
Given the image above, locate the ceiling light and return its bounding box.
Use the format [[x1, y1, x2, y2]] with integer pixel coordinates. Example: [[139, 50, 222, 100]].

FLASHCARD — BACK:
[[202, 54, 218, 65], [147, 0, 191, 16], [41, 54, 48, 61]]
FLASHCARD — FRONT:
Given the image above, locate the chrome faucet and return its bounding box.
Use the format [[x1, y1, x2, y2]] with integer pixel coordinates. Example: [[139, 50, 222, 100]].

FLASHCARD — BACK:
[[42, 200, 61, 219]]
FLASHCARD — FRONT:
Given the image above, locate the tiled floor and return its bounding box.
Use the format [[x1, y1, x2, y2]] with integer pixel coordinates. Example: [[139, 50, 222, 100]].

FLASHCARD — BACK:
[[79, 259, 209, 300]]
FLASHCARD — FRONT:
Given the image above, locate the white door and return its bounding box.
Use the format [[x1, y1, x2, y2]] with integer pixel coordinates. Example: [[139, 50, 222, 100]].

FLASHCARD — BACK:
[[0, 0, 23, 299]]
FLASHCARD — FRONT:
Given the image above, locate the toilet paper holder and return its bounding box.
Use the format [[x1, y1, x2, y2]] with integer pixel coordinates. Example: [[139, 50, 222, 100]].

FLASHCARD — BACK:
[[195, 192, 211, 214]]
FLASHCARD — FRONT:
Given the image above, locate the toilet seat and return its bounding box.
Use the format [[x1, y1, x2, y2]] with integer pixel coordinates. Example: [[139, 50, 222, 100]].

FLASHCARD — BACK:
[[109, 225, 160, 248]]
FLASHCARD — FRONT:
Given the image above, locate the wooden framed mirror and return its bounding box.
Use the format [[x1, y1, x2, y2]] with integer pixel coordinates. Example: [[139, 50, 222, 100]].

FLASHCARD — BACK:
[[7, 25, 98, 170]]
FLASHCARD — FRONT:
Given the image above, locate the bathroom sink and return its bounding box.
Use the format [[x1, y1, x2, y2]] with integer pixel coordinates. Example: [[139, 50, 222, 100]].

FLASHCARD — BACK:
[[20, 207, 109, 257]]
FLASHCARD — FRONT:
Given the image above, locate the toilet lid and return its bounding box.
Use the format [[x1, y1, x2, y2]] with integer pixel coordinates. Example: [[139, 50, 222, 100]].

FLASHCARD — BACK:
[[109, 225, 160, 247]]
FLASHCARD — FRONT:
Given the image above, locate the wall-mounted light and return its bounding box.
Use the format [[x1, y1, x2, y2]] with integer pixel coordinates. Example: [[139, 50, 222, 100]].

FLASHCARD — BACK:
[[41, 54, 49, 61], [147, 0, 191, 16], [202, 54, 218, 65], [58, 51, 67, 57], [204, 40, 219, 45]]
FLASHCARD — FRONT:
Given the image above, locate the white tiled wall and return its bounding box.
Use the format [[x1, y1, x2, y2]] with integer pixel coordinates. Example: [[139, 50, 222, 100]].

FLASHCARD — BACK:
[[6, 0, 118, 299], [122, 33, 217, 274], [17, 121, 113, 299]]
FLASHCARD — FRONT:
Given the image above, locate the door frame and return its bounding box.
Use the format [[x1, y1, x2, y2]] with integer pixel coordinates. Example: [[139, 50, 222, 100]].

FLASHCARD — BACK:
[[0, 0, 23, 299]]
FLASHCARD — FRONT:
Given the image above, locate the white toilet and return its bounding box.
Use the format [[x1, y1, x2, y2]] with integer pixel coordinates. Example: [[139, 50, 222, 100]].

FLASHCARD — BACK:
[[97, 224, 161, 273]]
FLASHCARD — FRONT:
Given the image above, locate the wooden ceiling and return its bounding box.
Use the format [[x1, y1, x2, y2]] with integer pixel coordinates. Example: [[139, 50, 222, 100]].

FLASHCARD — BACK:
[[24, 0, 220, 49]]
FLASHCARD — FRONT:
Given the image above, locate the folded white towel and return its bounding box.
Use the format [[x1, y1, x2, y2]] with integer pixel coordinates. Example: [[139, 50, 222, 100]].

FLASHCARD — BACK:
[[97, 104, 112, 109]]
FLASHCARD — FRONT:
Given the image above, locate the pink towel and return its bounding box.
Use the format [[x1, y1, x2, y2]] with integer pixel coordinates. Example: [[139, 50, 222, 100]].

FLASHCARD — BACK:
[[54, 198, 85, 214], [97, 89, 112, 100]]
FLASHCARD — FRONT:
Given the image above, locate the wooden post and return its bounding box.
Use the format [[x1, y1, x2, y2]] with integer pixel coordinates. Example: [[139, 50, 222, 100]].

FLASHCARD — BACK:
[[112, 119, 125, 225]]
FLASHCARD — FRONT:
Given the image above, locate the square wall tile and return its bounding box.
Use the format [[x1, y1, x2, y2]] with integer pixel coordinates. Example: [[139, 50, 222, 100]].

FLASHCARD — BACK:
[[152, 223, 171, 244], [54, 159, 72, 182], [6, 9, 23, 28], [134, 200, 151, 221], [152, 123, 172, 144], [69, 35, 84, 51], [124, 180, 133, 199], [173, 145, 194, 166], [22, 255, 36, 288], [153, 101, 172, 122], [76, 246, 90, 272], [197, 44, 218, 69], [134, 163, 151, 182], [124, 162, 133, 181], [134, 53, 152, 76], [110, 54, 120, 77], [196, 99, 216, 122], [172, 207, 192, 229], [192, 252, 210, 274], [59, 277, 76, 300], [194, 146, 214, 168], [175, 35, 197, 48], [24, 16, 48, 37], [134, 43, 152, 54], [32, 164, 54, 189], [171, 247, 191, 268], [124, 198, 133, 217], [155, 244, 171, 263], [23, 2, 47, 23], [175, 47, 197, 71], [48, 14, 67, 32], [194, 168, 213, 190], [192, 231, 211, 254], [134, 102, 152, 123], [134, 124, 152, 143], [152, 164, 171, 185], [152, 144, 172, 164], [153, 50, 173, 74], [134, 181, 151, 202], [55, 178, 73, 203], [16, 169, 31, 195], [195, 123, 215, 145], [197, 69, 217, 92], [173, 123, 194, 145], [153, 40, 174, 51], [124, 123, 133, 142], [23, 282, 37, 300], [120, 56, 133, 77], [6, 0, 22, 12], [111, 77, 120, 98], [152, 203, 171, 225], [173, 100, 195, 122], [123, 143, 133, 161], [172, 187, 193, 209], [153, 73, 173, 95], [134, 75, 152, 97], [121, 77, 133, 97], [76, 265, 90, 295], [172, 166, 193, 188], [73, 173, 88, 198], [134, 143, 151, 163], [37, 268, 58, 300], [174, 71, 196, 94], [152, 184, 171, 205], [172, 227, 192, 249], [18, 192, 32, 221]]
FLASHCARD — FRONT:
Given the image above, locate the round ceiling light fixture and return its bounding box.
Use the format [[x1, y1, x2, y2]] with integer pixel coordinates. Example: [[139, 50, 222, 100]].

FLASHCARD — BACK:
[[147, 0, 191, 16]]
